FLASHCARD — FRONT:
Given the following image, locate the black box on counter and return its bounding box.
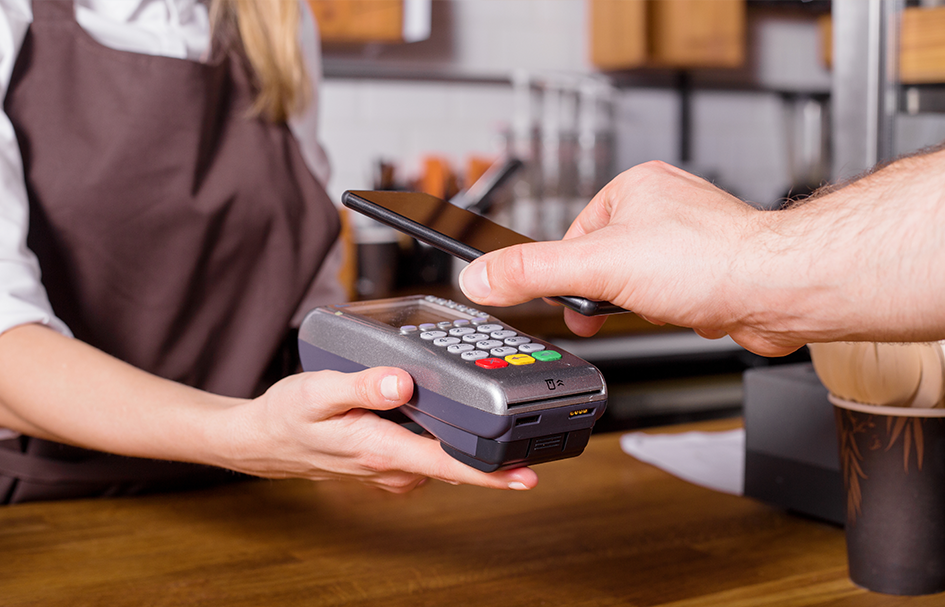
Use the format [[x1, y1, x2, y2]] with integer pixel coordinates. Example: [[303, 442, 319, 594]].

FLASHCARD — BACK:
[[743, 363, 844, 526]]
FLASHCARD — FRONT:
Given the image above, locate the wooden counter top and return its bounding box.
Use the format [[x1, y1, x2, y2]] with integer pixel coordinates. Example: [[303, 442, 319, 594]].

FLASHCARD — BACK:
[[2, 420, 940, 606]]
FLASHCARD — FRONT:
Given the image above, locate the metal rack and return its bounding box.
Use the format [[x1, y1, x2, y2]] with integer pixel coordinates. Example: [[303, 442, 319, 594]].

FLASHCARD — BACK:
[[832, 0, 945, 180], [831, 0, 902, 179]]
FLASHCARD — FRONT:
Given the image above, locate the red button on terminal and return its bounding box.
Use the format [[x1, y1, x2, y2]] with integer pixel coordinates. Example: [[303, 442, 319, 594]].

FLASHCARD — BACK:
[[476, 357, 508, 369]]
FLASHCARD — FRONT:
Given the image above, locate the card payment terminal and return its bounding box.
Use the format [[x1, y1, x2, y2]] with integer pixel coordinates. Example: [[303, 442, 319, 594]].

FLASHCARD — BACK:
[[298, 295, 607, 471]]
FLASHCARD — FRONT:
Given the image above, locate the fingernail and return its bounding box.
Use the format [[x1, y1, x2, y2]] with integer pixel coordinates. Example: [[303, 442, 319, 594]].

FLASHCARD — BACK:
[[459, 261, 491, 300], [380, 375, 400, 401], [508, 481, 529, 491]]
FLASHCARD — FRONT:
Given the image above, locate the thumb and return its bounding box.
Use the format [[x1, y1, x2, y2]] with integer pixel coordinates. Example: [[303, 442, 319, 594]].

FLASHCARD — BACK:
[[298, 367, 414, 419], [459, 240, 608, 308]]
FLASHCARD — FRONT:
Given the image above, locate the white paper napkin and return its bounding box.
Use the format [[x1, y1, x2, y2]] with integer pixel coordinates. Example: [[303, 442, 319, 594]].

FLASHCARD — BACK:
[[619, 428, 745, 495]]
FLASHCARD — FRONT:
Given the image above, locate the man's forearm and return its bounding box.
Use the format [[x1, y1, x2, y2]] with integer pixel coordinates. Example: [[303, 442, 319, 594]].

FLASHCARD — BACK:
[[748, 147, 945, 344]]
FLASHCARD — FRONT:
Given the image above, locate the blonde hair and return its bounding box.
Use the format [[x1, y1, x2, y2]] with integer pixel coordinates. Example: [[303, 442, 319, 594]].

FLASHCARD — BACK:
[[211, 0, 310, 122]]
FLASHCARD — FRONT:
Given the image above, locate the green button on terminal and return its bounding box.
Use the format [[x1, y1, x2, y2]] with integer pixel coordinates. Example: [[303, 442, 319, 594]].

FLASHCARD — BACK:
[[532, 350, 562, 362]]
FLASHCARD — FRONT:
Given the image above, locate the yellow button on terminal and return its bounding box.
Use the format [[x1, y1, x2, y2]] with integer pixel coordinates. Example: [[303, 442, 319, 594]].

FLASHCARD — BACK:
[[505, 353, 535, 366]]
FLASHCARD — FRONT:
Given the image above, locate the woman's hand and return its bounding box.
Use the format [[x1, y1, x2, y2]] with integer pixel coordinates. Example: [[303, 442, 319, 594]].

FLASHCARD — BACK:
[[0, 325, 536, 494], [214, 367, 539, 493]]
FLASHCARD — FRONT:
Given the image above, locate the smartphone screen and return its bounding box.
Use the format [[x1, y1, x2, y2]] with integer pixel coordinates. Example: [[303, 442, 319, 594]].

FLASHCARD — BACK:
[[342, 190, 627, 316]]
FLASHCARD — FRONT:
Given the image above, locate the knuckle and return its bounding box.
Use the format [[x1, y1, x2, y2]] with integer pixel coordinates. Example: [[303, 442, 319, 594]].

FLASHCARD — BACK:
[[503, 245, 529, 280], [625, 160, 673, 188], [354, 371, 378, 406], [421, 452, 469, 487], [384, 475, 421, 493], [357, 448, 392, 474], [493, 244, 535, 290], [428, 462, 460, 486], [638, 159, 672, 175], [381, 483, 413, 495], [297, 370, 331, 403]]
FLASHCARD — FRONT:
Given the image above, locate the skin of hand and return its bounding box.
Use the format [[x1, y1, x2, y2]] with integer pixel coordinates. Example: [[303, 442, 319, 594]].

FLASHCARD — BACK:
[[0, 324, 537, 493], [461, 161, 763, 346], [459, 155, 945, 357], [213, 366, 538, 493]]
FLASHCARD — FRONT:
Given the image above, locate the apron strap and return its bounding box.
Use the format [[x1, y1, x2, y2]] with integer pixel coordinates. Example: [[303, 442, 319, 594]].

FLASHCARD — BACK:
[[0, 437, 243, 503], [0, 440, 203, 485]]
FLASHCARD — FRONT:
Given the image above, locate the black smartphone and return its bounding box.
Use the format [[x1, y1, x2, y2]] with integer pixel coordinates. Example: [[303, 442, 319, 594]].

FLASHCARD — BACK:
[[341, 190, 628, 316]]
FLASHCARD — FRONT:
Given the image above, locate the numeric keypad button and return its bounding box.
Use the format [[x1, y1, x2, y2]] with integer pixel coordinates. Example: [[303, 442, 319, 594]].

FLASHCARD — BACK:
[[476, 340, 503, 350], [491, 330, 517, 339], [463, 333, 491, 343], [504, 336, 531, 346], [490, 346, 518, 357]]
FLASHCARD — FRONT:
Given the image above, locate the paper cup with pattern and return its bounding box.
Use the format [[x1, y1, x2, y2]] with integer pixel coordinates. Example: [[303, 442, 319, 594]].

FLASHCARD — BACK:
[[831, 395, 945, 595]]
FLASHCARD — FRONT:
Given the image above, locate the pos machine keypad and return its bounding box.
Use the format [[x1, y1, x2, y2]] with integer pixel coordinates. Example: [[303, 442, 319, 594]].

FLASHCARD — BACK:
[[401, 296, 557, 370]]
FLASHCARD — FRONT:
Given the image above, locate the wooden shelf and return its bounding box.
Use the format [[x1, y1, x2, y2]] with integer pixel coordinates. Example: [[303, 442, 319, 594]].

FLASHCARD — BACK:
[[309, 0, 407, 44], [590, 0, 746, 71], [819, 6, 945, 85], [900, 6, 945, 84], [589, 0, 648, 70]]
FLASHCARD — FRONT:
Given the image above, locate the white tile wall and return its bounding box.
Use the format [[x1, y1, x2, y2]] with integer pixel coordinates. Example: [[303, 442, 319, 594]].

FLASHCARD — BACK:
[[751, 13, 832, 93], [316, 1, 830, 212], [612, 88, 681, 170], [448, 0, 589, 75], [896, 115, 945, 156], [321, 1, 592, 81], [320, 80, 514, 204], [690, 91, 791, 207], [320, 81, 794, 211]]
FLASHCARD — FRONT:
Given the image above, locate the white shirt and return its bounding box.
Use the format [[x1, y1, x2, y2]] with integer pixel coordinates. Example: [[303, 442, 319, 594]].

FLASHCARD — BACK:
[[0, 0, 334, 441]]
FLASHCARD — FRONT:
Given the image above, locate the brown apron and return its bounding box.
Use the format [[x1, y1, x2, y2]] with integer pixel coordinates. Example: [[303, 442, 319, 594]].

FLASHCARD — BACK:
[[0, 0, 340, 503]]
